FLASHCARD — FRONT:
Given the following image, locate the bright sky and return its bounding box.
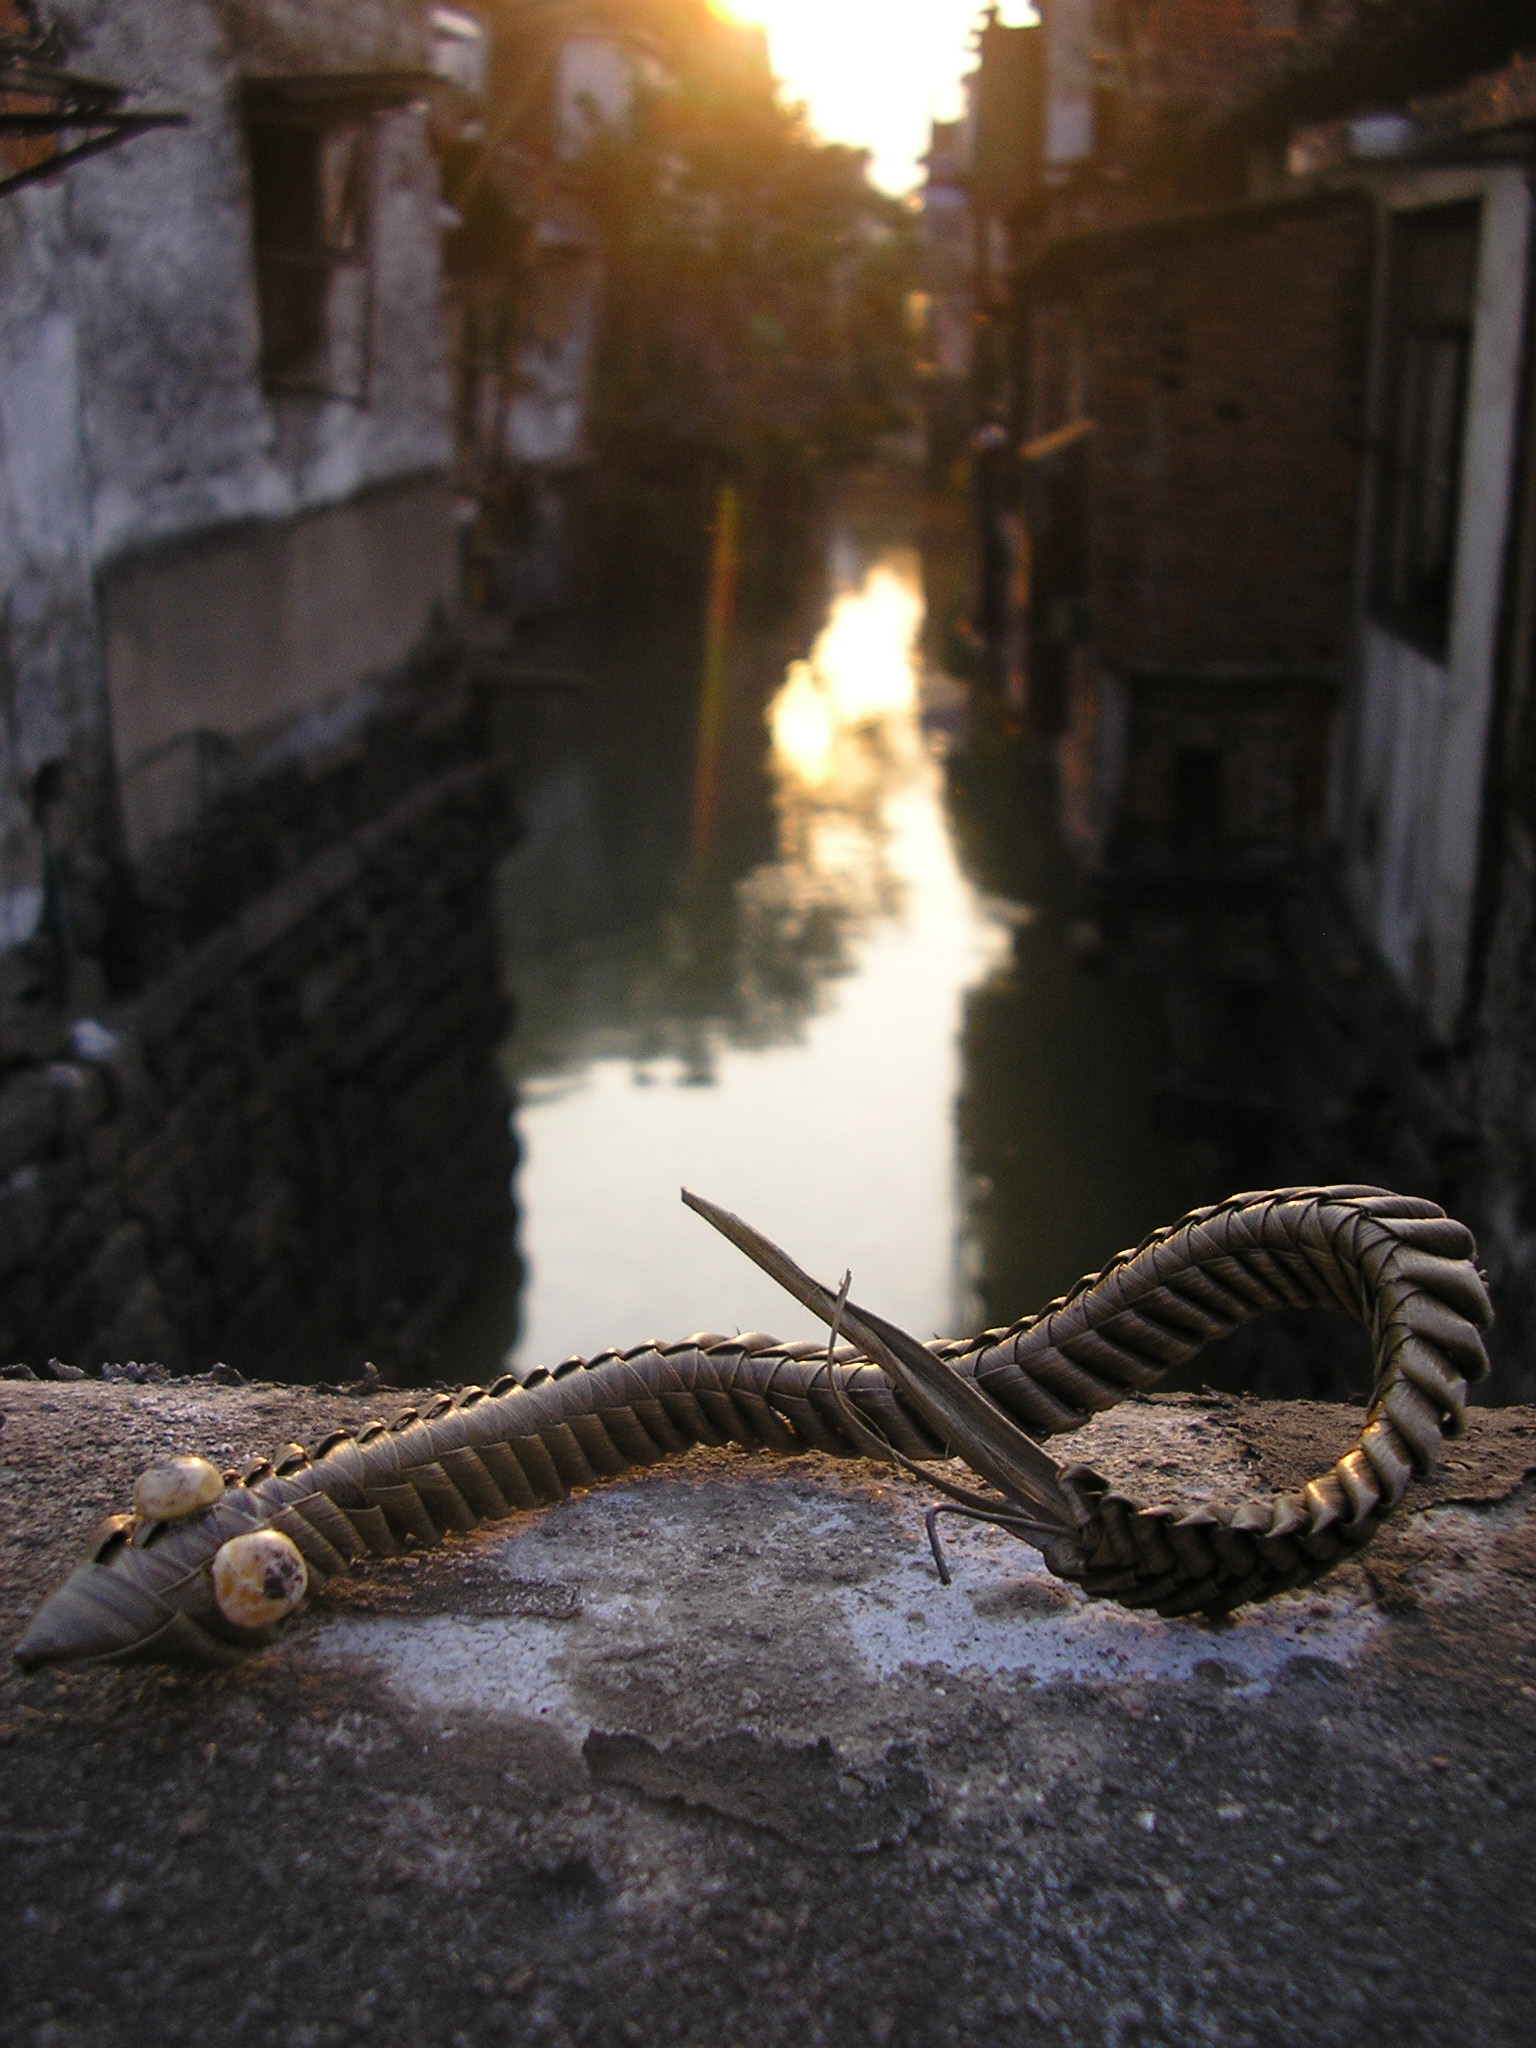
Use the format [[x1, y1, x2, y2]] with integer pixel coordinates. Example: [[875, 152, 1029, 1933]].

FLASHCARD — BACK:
[[713, 1, 1038, 195]]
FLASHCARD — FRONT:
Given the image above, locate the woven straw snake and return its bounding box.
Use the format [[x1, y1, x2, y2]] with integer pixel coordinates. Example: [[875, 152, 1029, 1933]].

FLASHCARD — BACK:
[[13, 1183, 1492, 1672]]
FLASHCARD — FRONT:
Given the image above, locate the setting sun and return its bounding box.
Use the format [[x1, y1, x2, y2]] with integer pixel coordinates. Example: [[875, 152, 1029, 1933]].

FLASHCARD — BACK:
[[709, 1, 1039, 194]]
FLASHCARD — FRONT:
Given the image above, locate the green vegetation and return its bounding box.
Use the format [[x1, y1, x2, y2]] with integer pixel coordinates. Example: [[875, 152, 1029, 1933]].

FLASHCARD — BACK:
[[584, 2, 916, 500], [442, 3, 918, 605]]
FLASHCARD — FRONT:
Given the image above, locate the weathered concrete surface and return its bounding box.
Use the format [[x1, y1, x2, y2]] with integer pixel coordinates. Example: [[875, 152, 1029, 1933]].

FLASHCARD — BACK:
[[2, 1381, 1535, 2046]]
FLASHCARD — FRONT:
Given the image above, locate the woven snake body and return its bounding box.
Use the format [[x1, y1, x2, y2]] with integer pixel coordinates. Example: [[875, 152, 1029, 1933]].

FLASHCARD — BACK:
[[13, 1185, 1492, 1671]]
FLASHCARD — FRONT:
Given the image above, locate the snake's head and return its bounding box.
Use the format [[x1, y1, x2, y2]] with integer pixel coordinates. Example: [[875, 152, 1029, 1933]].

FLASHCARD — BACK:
[[14, 1461, 308, 1671]]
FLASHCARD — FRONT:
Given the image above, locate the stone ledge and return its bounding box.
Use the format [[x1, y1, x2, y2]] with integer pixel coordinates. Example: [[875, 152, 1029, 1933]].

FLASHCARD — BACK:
[[1, 1384, 1533, 2044]]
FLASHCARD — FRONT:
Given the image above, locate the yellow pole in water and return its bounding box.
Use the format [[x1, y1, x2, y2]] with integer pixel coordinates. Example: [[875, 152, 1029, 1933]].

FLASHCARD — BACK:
[[690, 481, 739, 867]]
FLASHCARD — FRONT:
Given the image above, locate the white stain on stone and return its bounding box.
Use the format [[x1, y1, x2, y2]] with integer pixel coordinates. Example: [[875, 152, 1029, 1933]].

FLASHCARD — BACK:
[[316, 1614, 593, 1739], [838, 1513, 1379, 1695], [308, 1474, 1379, 1723]]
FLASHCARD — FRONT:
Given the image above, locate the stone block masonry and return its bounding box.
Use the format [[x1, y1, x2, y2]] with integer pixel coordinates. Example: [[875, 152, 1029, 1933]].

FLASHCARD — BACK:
[[0, 668, 517, 1380]]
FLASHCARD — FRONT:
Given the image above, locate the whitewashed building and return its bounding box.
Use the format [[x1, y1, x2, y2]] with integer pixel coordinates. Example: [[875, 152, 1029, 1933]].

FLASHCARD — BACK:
[[1314, 100, 1533, 1041], [0, 0, 459, 983]]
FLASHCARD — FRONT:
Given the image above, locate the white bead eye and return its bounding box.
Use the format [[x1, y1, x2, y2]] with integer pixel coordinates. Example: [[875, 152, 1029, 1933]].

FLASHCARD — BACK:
[[133, 1456, 226, 1523], [211, 1529, 308, 1632]]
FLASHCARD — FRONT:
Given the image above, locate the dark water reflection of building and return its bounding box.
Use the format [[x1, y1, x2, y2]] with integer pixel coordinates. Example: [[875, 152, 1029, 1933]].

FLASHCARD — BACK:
[[443, 482, 1367, 1399]]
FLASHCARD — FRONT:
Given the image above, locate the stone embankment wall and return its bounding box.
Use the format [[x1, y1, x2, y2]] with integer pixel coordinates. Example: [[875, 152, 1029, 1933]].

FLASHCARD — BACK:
[[1096, 862, 1536, 1404], [0, 663, 516, 1380], [1454, 815, 1536, 1400]]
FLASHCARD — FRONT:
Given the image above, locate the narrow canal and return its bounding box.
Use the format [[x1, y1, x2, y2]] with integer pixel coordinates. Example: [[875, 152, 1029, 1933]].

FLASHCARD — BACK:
[[447, 475, 1197, 1377]]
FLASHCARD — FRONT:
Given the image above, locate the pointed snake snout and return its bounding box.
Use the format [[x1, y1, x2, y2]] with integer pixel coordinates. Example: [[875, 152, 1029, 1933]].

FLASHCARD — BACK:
[[13, 1563, 168, 1671]]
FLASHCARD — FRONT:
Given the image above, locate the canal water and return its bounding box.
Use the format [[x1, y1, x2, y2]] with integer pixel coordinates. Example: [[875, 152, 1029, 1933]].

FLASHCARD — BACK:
[[447, 479, 1199, 1377]]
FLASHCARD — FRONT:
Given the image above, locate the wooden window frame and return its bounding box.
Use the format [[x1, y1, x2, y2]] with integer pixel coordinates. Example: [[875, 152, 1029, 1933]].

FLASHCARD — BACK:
[[244, 97, 378, 404]]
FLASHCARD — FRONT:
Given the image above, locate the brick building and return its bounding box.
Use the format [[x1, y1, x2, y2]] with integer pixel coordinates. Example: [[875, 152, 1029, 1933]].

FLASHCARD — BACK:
[[991, 2, 1534, 928], [994, 2, 1367, 873], [1033, 192, 1371, 873], [982, 0, 1536, 1385]]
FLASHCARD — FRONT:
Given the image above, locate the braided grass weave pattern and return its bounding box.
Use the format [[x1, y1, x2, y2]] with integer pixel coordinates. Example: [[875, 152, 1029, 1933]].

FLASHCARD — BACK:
[[13, 1185, 1491, 1671]]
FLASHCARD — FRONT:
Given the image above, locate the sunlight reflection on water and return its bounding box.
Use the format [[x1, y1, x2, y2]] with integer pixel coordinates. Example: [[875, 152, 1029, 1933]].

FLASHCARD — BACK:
[[511, 537, 1019, 1363]]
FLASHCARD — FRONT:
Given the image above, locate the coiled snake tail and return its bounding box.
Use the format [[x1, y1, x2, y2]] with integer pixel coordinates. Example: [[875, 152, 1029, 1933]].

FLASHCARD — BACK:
[[13, 1185, 1491, 1670], [688, 1183, 1493, 1616]]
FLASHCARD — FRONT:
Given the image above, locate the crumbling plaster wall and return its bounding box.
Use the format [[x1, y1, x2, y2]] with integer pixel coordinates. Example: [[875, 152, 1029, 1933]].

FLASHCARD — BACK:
[[0, 168, 116, 965], [0, 0, 457, 962], [58, 0, 450, 560]]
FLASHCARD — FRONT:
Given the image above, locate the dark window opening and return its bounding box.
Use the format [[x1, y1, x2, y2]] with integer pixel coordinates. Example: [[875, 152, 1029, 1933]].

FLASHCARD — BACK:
[[1249, 0, 1325, 30], [1028, 302, 1088, 440], [245, 103, 375, 401], [1371, 201, 1481, 661], [1358, 796, 1379, 866], [1091, 85, 1123, 165], [1173, 746, 1222, 858]]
